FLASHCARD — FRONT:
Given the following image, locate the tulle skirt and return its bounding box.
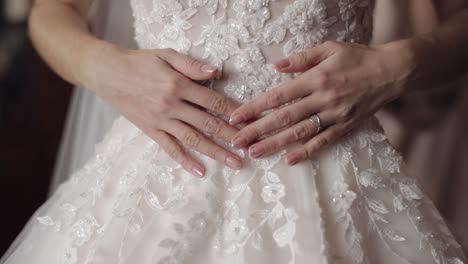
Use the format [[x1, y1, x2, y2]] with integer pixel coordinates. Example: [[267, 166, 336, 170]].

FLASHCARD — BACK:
[[1, 116, 466, 264]]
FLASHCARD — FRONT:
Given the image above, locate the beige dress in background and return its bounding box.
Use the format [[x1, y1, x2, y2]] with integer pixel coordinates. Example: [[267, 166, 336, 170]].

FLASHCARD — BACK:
[[373, 0, 468, 253]]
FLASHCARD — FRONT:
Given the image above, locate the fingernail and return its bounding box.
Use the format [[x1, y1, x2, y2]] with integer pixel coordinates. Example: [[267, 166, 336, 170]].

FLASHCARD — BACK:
[[201, 64, 217, 73], [191, 166, 205, 177], [226, 156, 242, 169], [249, 146, 264, 158], [231, 136, 247, 148], [229, 114, 243, 125], [286, 155, 299, 166], [276, 59, 290, 69]]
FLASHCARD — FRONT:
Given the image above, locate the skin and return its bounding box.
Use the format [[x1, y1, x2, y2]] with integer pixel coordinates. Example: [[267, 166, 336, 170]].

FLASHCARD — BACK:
[[229, 0, 468, 165], [29, 0, 244, 178], [29, 0, 468, 175]]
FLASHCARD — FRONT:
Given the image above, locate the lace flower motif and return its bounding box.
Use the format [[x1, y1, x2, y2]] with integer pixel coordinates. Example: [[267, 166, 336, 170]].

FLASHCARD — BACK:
[[336, 0, 371, 43], [225, 73, 272, 103], [70, 217, 99, 246], [261, 184, 286, 203], [273, 222, 296, 248], [224, 218, 249, 242], [153, 165, 175, 184], [377, 148, 403, 174], [331, 182, 357, 211], [234, 0, 272, 32], [281, 0, 337, 55], [195, 15, 249, 69], [338, 0, 370, 21], [149, 0, 197, 53], [234, 47, 266, 74], [61, 247, 78, 264], [224, 65, 290, 104], [189, 0, 228, 15]]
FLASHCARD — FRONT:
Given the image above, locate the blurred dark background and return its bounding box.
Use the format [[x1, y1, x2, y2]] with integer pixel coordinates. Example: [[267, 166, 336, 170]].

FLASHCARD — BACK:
[[0, 0, 73, 255]]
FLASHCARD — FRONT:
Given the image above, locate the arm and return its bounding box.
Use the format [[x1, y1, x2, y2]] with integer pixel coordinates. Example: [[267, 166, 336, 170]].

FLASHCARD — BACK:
[[29, 0, 97, 88], [229, 0, 468, 164], [29, 0, 244, 176], [388, 0, 468, 95]]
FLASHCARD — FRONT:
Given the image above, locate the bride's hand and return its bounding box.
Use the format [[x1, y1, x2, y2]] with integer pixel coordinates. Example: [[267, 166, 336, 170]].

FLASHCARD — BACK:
[[229, 41, 408, 165], [86, 47, 243, 177]]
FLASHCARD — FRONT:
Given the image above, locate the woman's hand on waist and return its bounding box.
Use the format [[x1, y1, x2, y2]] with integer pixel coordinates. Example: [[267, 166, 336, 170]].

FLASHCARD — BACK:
[[83, 46, 244, 177], [229, 40, 409, 165]]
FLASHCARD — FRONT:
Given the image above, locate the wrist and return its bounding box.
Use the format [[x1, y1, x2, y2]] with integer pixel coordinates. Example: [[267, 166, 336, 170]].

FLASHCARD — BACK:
[[374, 39, 418, 100], [76, 38, 127, 94]]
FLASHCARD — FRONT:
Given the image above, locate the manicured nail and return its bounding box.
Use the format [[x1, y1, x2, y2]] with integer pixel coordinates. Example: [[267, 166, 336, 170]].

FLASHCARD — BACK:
[[231, 136, 247, 148], [201, 64, 217, 73], [276, 59, 290, 69], [249, 146, 265, 158], [226, 156, 242, 169], [286, 155, 299, 166], [191, 166, 205, 177], [229, 114, 243, 125]]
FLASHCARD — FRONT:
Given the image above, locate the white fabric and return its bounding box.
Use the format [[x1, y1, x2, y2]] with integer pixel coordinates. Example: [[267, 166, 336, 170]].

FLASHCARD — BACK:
[[2, 1, 466, 263]]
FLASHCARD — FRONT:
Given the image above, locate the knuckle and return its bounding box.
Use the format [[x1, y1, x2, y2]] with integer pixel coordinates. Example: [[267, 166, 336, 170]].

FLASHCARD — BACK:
[[245, 127, 260, 140], [323, 40, 340, 49], [315, 137, 329, 150], [157, 96, 176, 113], [210, 96, 229, 114], [305, 137, 329, 158], [293, 123, 312, 140], [265, 140, 279, 153], [160, 48, 176, 55], [209, 147, 224, 161], [166, 144, 182, 162], [291, 51, 308, 66], [182, 131, 202, 149], [266, 91, 284, 108], [148, 129, 164, 143], [324, 89, 339, 105], [274, 109, 292, 127], [296, 148, 308, 160], [165, 77, 184, 95], [203, 117, 222, 135], [315, 70, 332, 89], [342, 120, 354, 132], [338, 105, 356, 122], [184, 55, 201, 72]]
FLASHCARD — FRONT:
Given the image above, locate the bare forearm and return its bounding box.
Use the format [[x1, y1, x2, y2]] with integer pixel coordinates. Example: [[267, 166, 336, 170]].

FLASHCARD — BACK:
[[28, 0, 117, 89], [381, 8, 468, 96]]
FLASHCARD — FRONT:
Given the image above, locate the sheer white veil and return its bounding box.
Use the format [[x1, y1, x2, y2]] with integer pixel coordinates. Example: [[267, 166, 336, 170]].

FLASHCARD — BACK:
[[0, 2, 136, 260], [49, 0, 137, 194]]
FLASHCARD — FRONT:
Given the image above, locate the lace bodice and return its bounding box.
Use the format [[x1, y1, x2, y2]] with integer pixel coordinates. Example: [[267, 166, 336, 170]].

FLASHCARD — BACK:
[[130, 0, 374, 103], [3, 2, 465, 264]]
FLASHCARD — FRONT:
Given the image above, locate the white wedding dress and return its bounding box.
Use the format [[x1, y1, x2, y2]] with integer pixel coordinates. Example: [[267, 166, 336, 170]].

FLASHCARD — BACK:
[[1, 0, 466, 263]]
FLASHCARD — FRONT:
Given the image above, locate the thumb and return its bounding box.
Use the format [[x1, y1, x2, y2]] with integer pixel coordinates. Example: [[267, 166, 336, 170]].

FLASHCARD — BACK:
[[157, 48, 218, 80], [275, 42, 333, 73]]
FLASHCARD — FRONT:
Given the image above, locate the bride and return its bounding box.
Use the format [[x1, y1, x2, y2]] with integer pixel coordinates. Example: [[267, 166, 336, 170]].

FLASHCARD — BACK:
[[2, 0, 468, 263]]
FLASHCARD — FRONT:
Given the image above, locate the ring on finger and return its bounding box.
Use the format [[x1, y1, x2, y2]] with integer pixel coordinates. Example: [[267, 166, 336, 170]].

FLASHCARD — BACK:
[[307, 114, 322, 134]]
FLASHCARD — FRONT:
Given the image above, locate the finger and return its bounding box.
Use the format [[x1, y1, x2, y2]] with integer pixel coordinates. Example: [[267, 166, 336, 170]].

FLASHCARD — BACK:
[[286, 121, 350, 166], [231, 95, 324, 148], [275, 41, 335, 73], [229, 80, 310, 125], [167, 120, 243, 170], [182, 83, 241, 117], [148, 129, 206, 177], [247, 115, 322, 159], [173, 103, 239, 143], [157, 48, 218, 80]]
